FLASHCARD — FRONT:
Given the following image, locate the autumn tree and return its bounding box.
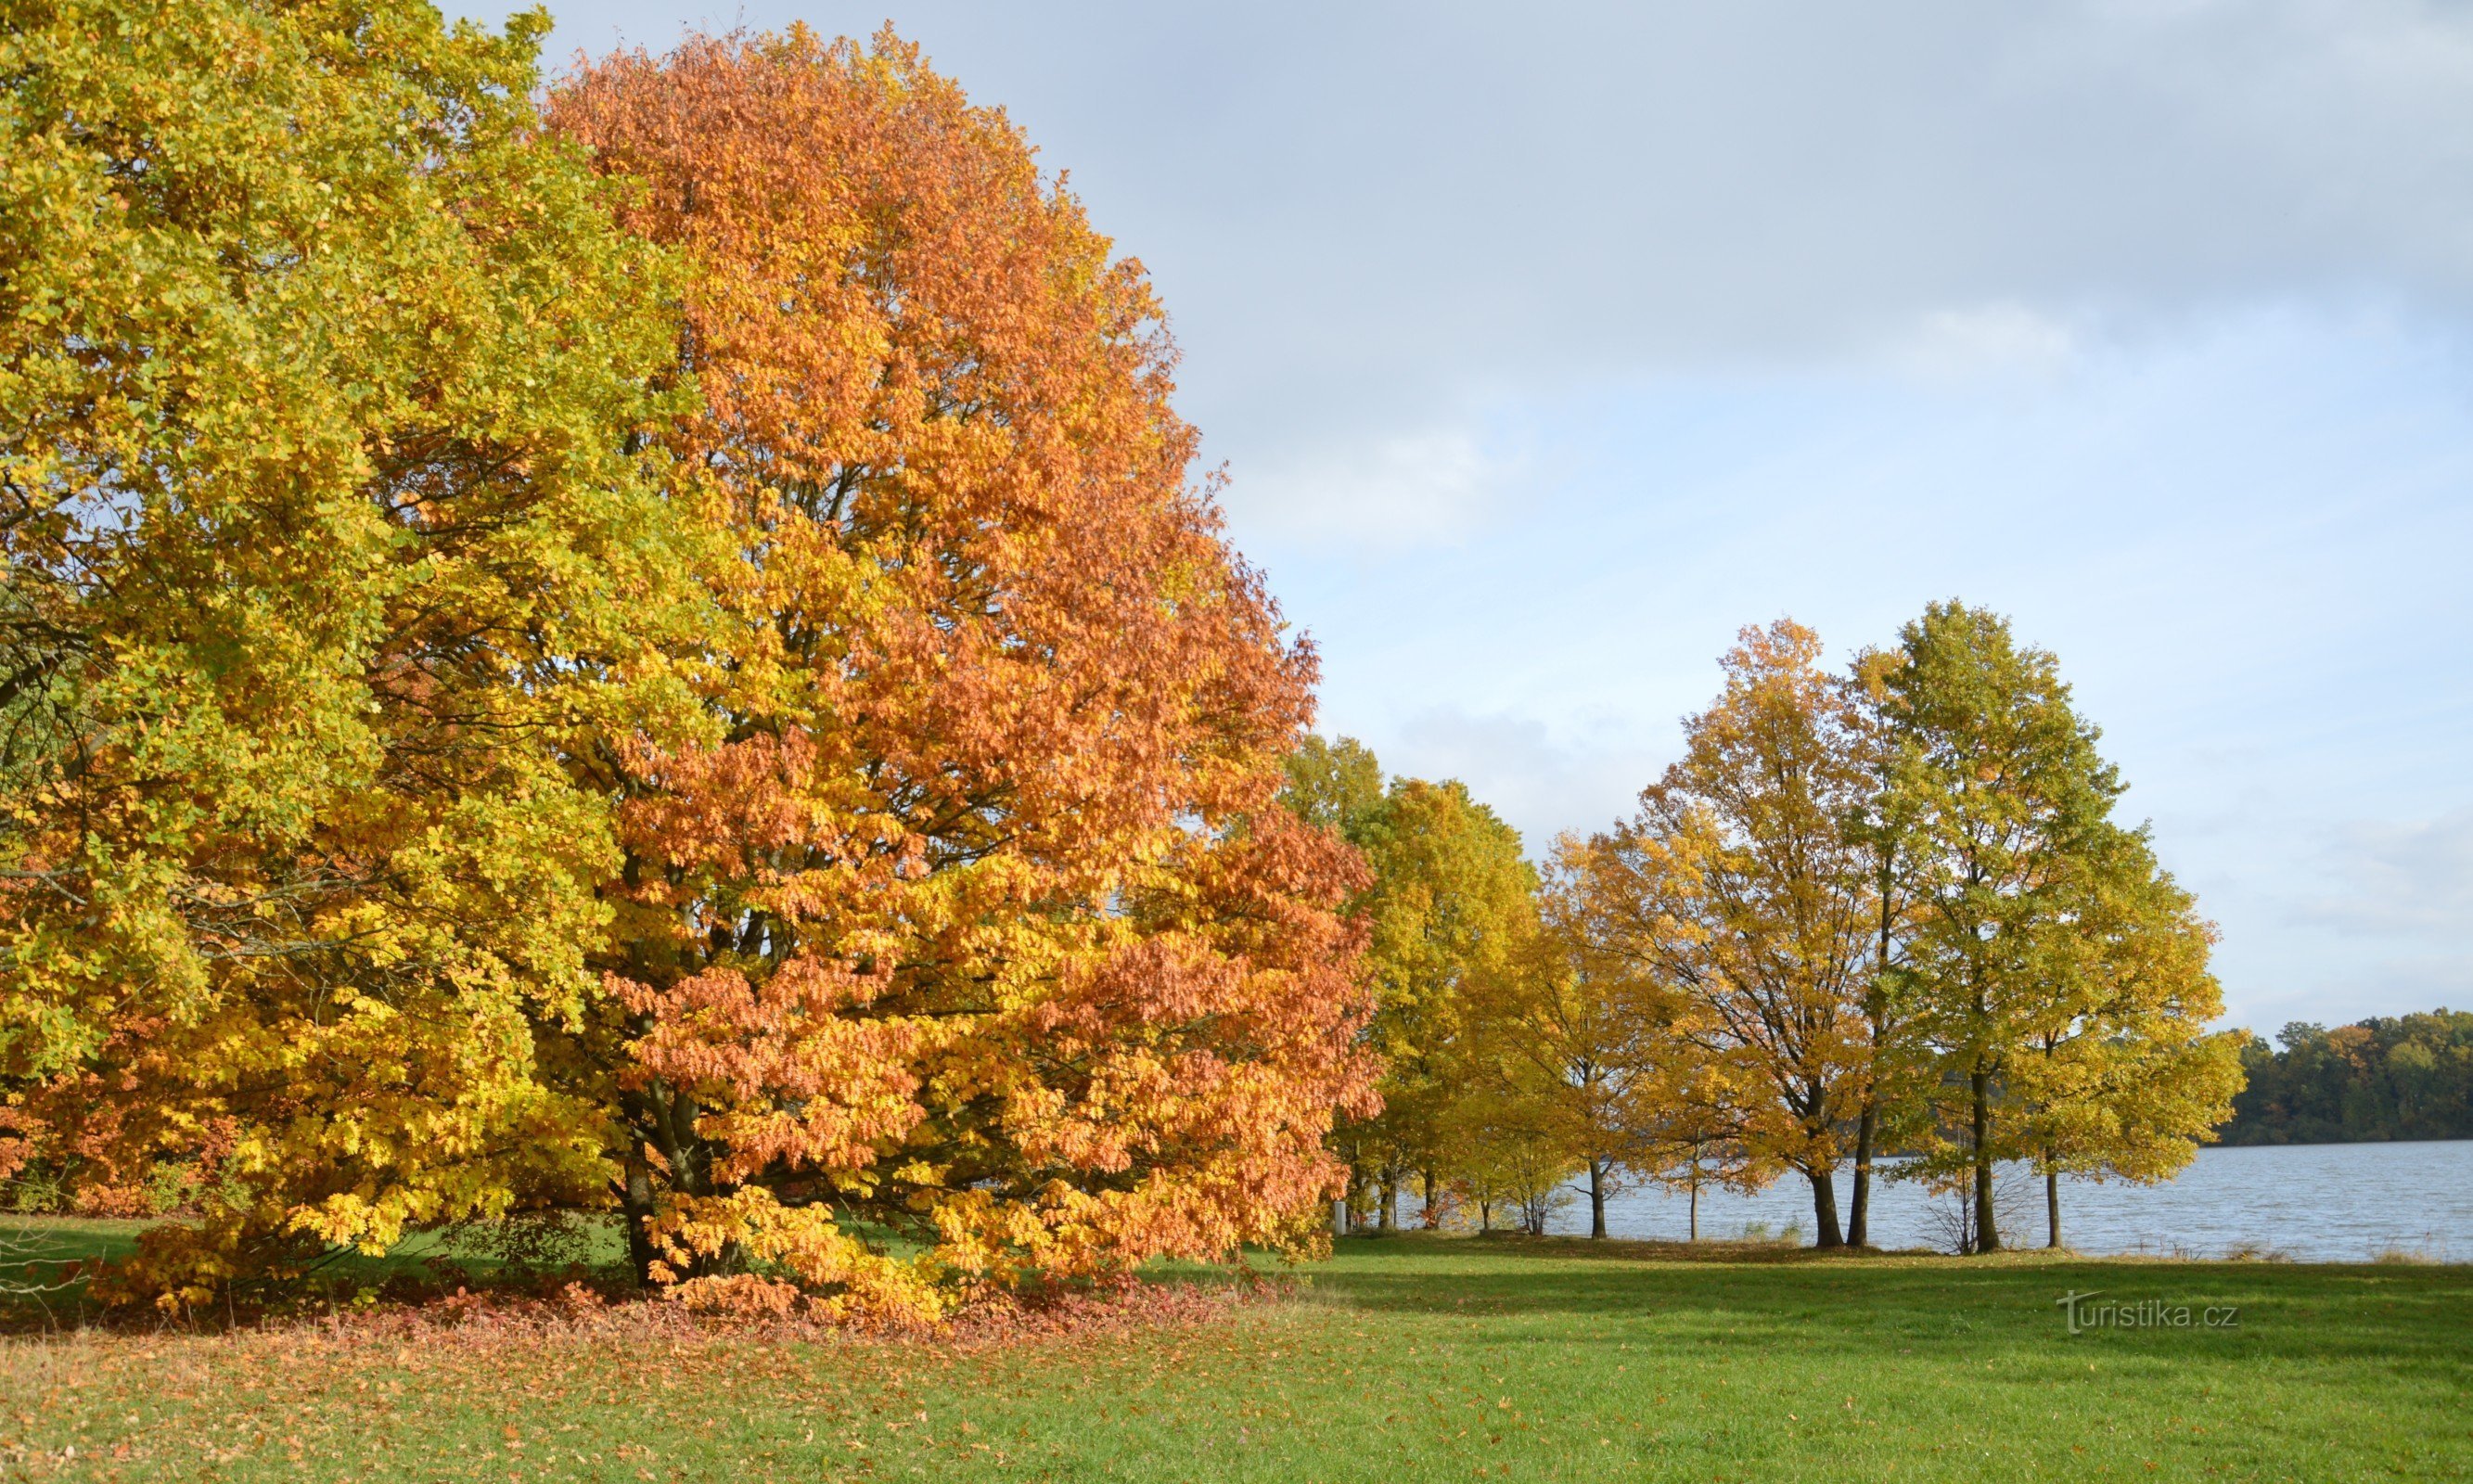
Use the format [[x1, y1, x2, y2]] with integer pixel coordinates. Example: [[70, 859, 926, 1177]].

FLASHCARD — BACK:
[[1281, 735, 1387, 846], [1514, 858, 1671, 1239], [1451, 1058, 1582, 1237], [1347, 778, 1538, 1229], [1629, 1070, 1770, 1243], [2008, 828, 2243, 1247], [1, 0, 698, 1303], [1864, 601, 2236, 1252], [1557, 622, 1877, 1247], [1276, 735, 1390, 1231], [551, 29, 1375, 1318], [1278, 738, 1536, 1234], [1839, 670, 1927, 1249]]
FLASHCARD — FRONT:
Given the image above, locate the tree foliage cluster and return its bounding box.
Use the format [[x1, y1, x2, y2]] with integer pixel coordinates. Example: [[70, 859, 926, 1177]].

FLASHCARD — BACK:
[[2223, 1012, 2473, 1145], [0, 6, 1375, 1320], [1305, 608, 2246, 1253]]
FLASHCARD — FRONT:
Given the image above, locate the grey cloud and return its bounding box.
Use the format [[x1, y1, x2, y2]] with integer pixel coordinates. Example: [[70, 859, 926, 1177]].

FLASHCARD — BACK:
[[523, 0, 2473, 532]]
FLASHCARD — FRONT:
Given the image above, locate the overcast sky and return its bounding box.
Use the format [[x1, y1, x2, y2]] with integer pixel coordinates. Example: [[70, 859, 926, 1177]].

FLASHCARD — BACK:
[[499, 1, 2473, 1036]]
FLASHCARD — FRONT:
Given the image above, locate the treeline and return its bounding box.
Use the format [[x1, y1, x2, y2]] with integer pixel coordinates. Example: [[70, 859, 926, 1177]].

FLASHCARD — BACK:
[[1, 8, 1376, 1321], [2223, 1013, 2473, 1145], [1304, 613, 2247, 1254]]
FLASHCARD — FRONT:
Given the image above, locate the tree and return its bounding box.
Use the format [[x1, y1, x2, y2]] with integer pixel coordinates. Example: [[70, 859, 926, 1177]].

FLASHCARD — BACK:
[[2010, 829, 2244, 1247], [1337, 774, 1535, 1232], [1866, 601, 2233, 1252], [1520, 855, 1669, 1239], [1277, 734, 1391, 1232], [551, 29, 1375, 1319], [1628, 1066, 1771, 1243], [1840, 659, 1928, 1247], [1558, 622, 1877, 1247], [2224, 1013, 2473, 1145], [1, 0, 698, 1305], [1448, 1051, 1579, 1236], [1281, 735, 1387, 845]]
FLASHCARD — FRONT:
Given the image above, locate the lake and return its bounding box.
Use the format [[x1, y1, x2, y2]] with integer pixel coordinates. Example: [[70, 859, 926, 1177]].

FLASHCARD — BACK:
[[1497, 1140, 2472, 1261]]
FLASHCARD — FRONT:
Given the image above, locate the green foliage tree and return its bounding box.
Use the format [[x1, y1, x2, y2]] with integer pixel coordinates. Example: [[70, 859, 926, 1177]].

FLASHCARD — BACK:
[[1864, 601, 2236, 1251], [1281, 735, 1387, 844], [2225, 1012, 2473, 1144]]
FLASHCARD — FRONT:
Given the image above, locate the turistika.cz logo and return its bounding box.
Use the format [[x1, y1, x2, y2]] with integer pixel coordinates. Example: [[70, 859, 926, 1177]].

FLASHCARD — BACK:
[[2054, 1291, 2241, 1336]]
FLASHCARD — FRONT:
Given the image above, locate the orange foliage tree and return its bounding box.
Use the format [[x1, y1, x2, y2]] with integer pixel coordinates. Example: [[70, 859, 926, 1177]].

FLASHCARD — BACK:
[[549, 29, 1376, 1321]]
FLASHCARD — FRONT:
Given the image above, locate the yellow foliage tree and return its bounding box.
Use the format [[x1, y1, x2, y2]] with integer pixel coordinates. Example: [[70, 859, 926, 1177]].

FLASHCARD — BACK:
[[1, 0, 699, 1304], [1554, 622, 1878, 1246]]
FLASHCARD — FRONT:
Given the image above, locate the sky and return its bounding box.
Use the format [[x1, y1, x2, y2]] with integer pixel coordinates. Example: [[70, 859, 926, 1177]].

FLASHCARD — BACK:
[[487, 0, 2473, 1036]]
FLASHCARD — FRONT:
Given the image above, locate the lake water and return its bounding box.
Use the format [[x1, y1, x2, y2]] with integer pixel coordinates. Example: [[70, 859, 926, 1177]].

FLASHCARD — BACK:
[[1459, 1141, 2469, 1262]]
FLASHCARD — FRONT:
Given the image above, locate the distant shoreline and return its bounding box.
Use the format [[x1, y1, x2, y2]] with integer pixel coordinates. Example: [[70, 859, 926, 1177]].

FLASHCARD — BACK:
[[2213, 1133, 2473, 1149]]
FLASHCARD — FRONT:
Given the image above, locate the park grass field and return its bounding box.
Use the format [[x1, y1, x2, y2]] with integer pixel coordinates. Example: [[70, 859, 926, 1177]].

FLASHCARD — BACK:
[[4, 1224, 2469, 1482]]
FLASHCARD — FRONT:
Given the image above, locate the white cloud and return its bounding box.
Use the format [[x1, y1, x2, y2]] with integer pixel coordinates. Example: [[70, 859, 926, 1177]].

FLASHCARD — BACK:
[[1234, 426, 1510, 548], [1374, 709, 1668, 857], [1892, 303, 2081, 380]]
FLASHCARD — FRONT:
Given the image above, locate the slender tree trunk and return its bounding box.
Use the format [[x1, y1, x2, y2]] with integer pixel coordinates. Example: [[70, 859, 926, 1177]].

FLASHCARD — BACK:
[[1809, 1168, 1844, 1248], [1971, 1068, 2001, 1252], [1858, 842, 1897, 1252], [1590, 1158, 1608, 1239], [1379, 1170, 1399, 1233], [1688, 1165, 1701, 1243], [2044, 1148, 2062, 1249], [1422, 1167, 1441, 1229], [1480, 1197, 1492, 1235]]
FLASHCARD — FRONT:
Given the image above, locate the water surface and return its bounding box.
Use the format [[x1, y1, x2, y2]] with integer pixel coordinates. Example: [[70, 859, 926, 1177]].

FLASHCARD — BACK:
[[1506, 1140, 2471, 1261]]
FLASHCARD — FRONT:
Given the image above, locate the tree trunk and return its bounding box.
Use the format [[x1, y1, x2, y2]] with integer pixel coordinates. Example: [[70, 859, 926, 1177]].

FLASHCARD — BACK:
[[1589, 1158, 1608, 1239], [1688, 1165, 1700, 1243], [1379, 1171, 1399, 1233], [2045, 1151, 2062, 1249], [1859, 845, 1897, 1251], [1972, 1068, 2001, 1253], [621, 1152, 659, 1287], [1479, 1197, 1492, 1235], [1808, 1168, 1844, 1248]]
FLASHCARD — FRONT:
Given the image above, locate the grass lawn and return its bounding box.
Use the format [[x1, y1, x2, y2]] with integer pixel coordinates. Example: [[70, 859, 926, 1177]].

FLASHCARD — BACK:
[[5, 1225, 2468, 1482]]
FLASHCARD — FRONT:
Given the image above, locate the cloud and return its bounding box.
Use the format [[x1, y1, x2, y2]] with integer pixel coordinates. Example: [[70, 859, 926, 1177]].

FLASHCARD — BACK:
[[2299, 808, 2473, 939], [1371, 709, 1668, 856], [1892, 303, 2082, 380], [494, 0, 2473, 1031], [1236, 426, 1510, 548], [506, 0, 2473, 557]]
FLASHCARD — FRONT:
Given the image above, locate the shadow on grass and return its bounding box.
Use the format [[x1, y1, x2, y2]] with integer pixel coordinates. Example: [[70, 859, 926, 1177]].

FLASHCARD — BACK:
[[0, 1213, 641, 1333], [1307, 1229, 2473, 1375]]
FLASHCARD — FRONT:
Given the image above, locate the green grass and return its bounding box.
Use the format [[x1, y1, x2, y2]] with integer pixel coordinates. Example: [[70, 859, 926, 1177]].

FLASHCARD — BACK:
[[5, 1226, 2468, 1482]]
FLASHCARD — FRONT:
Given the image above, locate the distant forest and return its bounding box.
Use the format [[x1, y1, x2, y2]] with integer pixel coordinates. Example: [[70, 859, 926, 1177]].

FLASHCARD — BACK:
[[2221, 1010, 2473, 1145]]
